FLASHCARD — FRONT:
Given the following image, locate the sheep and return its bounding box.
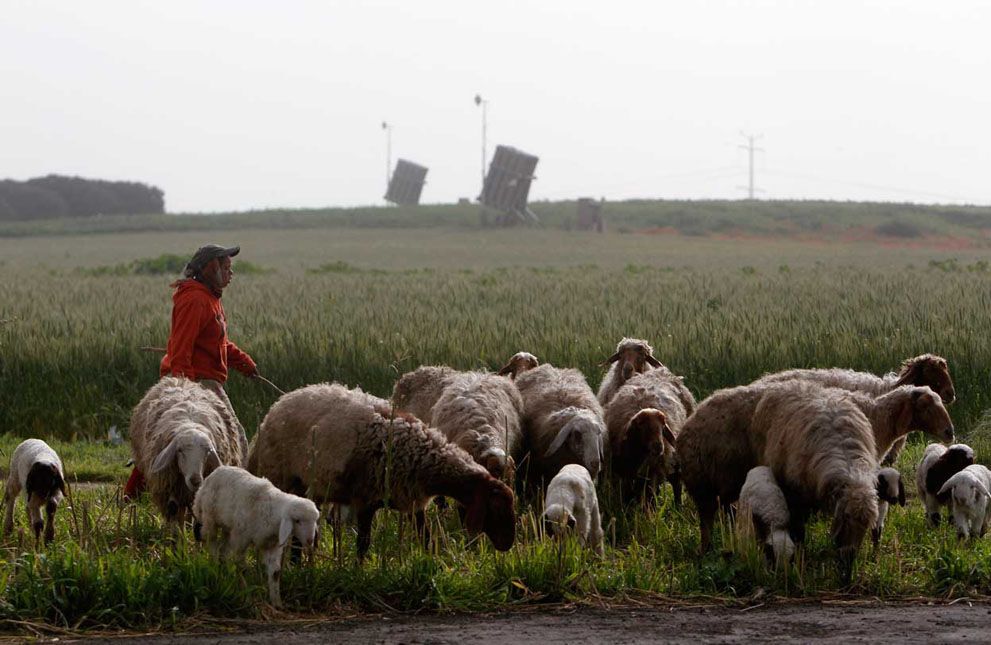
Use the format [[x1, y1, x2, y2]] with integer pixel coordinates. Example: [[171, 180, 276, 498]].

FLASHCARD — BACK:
[[915, 443, 975, 526], [604, 368, 695, 505], [597, 337, 663, 407], [249, 383, 516, 561], [872, 467, 905, 547], [515, 363, 607, 483], [129, 377, 243, 521], [755, 353, 956, 465], [497, 351, 540, 379], [542, 464, 604, 554], [737, 466, 795, 565], [679, 381, 954, 553], [430, 371, 524, 482], [192, 466, 320, 607], [2, 439, 66, 545], [937, 465, 991, 539], [391, 365, 460, 422]]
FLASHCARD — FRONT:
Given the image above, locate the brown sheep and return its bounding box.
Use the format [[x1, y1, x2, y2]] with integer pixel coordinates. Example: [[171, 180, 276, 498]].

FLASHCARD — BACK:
[[597, 338, 664, 407], [497, 352, 540, 379], [391, 365, 461, 422]]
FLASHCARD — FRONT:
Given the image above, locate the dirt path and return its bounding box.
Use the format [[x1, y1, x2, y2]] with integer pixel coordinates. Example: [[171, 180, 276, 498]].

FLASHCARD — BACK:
[[65, 602, 991, 644]]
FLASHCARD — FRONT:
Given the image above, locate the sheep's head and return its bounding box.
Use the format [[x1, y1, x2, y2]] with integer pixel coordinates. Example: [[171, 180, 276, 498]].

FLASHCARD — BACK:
[[479, 447, 514, 482], [898, 386, 954, 444], [25, 462, 65, 504], [150, 427, 221, 492], [542, 503, 577, 538], [931, 444, 976, 500], [940, 472, 991, 540], [280, 498, 321, 551], [619, 408, 676, 479], [897, 354, 955, 404], [497, 352, 539, 379], [545, 408, 606, 479], [465, 476, 516, 551], [603, 338, 661, 383], [876, 467, 905, 507]]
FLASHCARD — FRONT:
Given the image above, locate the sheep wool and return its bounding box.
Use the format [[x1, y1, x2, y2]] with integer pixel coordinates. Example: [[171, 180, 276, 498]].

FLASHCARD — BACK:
[[2, 439, 66, 545], [937, 464, 991, 540], [737, 466, 795, 565], [542, 464, 604, 554], [391, 365, 460, 422], [193, 466, 320, 607]]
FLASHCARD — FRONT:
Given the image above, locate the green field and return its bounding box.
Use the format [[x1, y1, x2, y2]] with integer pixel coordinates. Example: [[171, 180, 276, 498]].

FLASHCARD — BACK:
[[2, 210, 991, 631]]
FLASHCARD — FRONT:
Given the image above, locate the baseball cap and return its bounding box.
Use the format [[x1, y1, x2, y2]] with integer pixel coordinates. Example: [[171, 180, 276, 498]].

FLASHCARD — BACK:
[[184, 244, 240, 277]]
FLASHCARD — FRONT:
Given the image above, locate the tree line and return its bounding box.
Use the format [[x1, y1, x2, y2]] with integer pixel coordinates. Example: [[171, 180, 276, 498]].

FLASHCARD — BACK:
[[0, 175, 165, 221]]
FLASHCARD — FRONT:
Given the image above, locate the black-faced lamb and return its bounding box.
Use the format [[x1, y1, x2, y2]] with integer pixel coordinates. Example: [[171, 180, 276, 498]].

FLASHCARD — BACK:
[[604, 367, 695, 505], [192, 466, 320, 607], [430, 371, 524, 481], [2, 439, 66, 545], [937, 465, 991, 539], [497, 351, 540, 379], [515, 364, 607, 483], [737, 466, 795, 565], [249, 383, 516, 561], [872, 467, 905, 547], [391, 365, 460, 422], [755, 353, 956, 465], [129, 377, 243, 521], [915, 443, 975, 526], [542, 464, 604, 554]]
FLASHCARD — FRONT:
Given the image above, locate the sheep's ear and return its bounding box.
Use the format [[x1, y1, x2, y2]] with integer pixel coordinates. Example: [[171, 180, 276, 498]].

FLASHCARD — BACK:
[[975, 480, 991, 500], [545, 425, 573, 458], [896, 394, 916, 432], [204, 448, 221, 474], [645, 355, 662, 368], [661, 424, 677, 448], [566, 513, 577, 530], [150, 438, 180, 474], [278, 516, 293, 546], [496, 361, 515, 376], [600, 351, 622, 367], [897, 480, 906, 506], [464, 482, 488, 535]]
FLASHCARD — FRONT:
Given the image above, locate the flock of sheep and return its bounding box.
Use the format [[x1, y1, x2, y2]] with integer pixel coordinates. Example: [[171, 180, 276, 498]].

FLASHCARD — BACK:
[[4, 338, 986, 605]]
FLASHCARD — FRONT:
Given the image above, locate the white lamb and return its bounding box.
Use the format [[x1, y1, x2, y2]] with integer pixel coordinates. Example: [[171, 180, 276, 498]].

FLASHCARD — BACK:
[[192, 466, 320, 607], [3, 439, 66, 545], [737, 466, 795, 565], [937, 465, 991, 540], [542, 464, 604, 554], [872, 467, 905, 547]]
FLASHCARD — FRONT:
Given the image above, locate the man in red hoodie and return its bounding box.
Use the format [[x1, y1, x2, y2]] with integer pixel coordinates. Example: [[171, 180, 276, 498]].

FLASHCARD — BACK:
[[124, 244, 258, 499]]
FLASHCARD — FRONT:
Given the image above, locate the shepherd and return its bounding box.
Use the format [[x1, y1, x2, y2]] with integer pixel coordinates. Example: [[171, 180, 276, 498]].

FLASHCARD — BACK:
[[124, 244, 259, 500]]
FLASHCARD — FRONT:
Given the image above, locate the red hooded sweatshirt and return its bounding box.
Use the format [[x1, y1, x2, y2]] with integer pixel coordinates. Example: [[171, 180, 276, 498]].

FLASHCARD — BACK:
[[159, 279, 256, 383]]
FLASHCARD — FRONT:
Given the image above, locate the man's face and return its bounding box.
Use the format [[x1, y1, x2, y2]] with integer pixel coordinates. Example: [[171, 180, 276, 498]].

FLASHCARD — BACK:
[[205, 256, 233, 289]]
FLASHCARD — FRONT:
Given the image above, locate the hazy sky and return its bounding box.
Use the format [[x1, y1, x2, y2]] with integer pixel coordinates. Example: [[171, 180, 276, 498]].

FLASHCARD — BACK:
[[2, 1, 989, 212]]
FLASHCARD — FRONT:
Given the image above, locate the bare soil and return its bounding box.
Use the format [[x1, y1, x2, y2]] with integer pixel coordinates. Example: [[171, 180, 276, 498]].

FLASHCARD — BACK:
[[63, 602, 991, 644]]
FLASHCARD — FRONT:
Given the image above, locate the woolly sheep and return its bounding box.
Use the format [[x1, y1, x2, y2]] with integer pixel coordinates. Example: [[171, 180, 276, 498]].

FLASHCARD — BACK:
[[129, 377, 243, 521], [391, 365, 460, 422], [497, 351, 540, 379], [679, 382, 953, 552], [756, 353, 956, 465], [604, 368, 695, 504], [192, 466, 319, 607], [249, 383, 516, 561], [915, 443, 975, 526], [597, 338, 663, 407], [872, 467, 905, 547], [515, 364, 607, 482], [542, 464, 604, 554], [2, 439, 66, 545], [430, 371, 524, 481], [937, 465, 991, 540], [737, 466, 795, 565]]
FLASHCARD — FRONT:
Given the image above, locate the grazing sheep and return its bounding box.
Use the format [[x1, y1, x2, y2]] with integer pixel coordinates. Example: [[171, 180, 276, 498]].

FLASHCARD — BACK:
[[604, 368, 695, 504], [542, 464, 604, 554], [391, 365, 460, 422], [430, 371, 524, 481], [129, 377, 243, 521], [916, 443, 976, 526], [756, 353, 956, 465], [872, 467, 905, 547], [249, 383, 516, 561], [597, 338, 663, 407], [937, 465, 991, 539], [679, 381, 954, 552], [3, 439, 66, 545], [515, 364, 607, 482], [497, 351, 540, 379], [192, 466, 320, 607], [737, 466, 795, 565]]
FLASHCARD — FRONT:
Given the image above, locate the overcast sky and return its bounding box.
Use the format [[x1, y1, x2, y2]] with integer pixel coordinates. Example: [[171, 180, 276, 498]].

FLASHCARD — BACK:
[[2, 1, 988, 212]]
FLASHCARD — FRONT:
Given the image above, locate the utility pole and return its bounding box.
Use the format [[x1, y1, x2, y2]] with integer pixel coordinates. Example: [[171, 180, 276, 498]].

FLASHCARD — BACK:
[[381, 121, 392, 197], [738, 132, 763, 199], [474, 94, 488, 193]]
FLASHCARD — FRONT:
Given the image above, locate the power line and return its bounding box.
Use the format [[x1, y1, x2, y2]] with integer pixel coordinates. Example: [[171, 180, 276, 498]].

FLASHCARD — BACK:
[[738, 132, 764, 199]]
